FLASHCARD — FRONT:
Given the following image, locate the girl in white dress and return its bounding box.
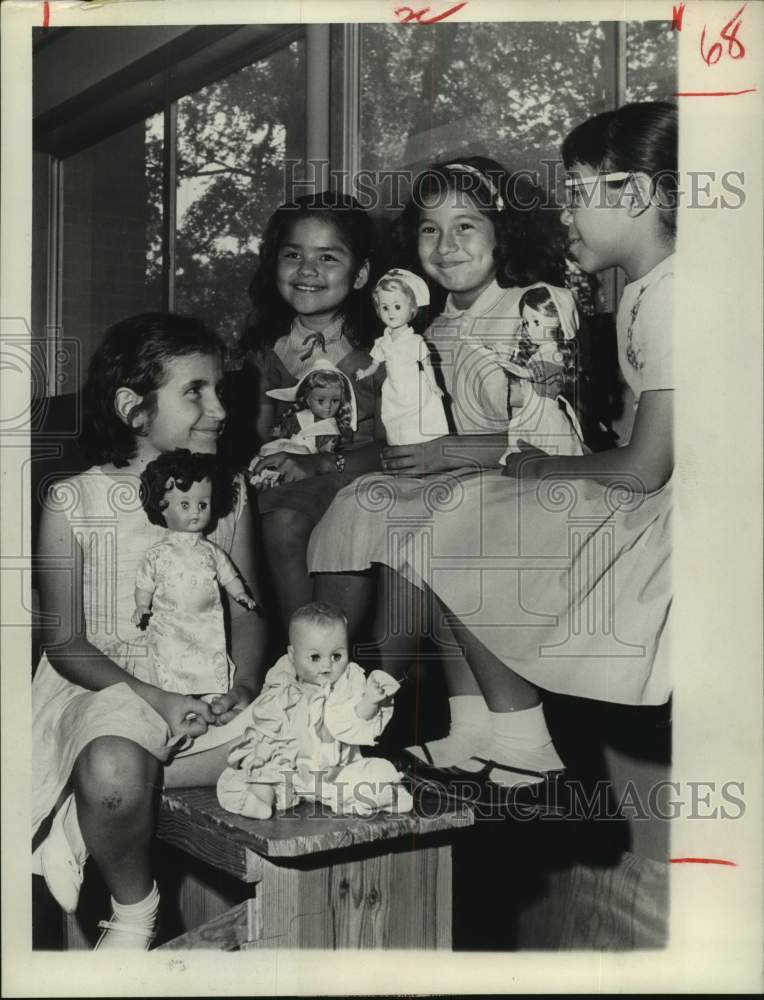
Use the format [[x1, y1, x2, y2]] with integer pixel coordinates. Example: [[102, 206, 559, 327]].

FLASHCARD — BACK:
[[312, 104, 675, 798], [356, 268, 448, 444], [32, 313, 267, 948]]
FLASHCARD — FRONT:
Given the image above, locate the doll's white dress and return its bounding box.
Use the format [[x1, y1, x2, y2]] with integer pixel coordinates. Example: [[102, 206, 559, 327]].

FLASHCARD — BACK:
[[217, 656, 413, 816], [371, 326, 448, 445], [136, 532, 241, 696]]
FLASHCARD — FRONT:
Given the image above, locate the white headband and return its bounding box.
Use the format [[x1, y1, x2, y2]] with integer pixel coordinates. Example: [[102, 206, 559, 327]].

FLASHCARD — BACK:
[[446, 162, 505, 212]]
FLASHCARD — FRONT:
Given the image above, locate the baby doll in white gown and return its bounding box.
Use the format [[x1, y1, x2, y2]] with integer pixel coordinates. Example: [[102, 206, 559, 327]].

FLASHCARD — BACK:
[[217, 603, 414, 819], [356, 268, 448, 445], [249, 360, 357, 487]]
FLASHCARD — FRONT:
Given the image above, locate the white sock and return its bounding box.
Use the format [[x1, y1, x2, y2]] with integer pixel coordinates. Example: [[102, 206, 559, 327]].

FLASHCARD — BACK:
[[406, 694, 490, 766], [480, 704, 564, 787], [96, 883, 159, 951]]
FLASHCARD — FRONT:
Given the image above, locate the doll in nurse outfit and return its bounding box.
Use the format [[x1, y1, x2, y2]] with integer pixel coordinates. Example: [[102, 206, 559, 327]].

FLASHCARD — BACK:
[[217, 602, 414, 819], [498, 283, 584, 460], [134, 449, 258, 698], [249, 360, 357, 488], [355, 268, 448, 445]]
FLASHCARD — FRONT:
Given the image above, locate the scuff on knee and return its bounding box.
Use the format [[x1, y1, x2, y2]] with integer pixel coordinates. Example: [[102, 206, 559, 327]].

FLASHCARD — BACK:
[[101, 791, 122, 812]]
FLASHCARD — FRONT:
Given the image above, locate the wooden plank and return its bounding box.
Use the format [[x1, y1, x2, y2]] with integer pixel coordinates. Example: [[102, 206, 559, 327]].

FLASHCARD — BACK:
[[244, 842, 453, 950], [158, 899, 259, 951], [158, 787, 472, 872]]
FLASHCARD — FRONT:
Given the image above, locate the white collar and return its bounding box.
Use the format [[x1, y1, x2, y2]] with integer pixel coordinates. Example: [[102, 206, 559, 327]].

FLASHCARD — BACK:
[[442, 279, 505, 318]]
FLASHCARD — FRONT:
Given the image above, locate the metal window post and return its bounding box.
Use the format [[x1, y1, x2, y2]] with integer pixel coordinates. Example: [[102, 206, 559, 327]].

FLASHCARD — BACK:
[[305, 24, 332, 192]]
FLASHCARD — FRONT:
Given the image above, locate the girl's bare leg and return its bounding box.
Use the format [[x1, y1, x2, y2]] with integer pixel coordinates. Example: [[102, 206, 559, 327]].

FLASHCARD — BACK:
[[313, 569, 376, 647], [261, 509, 314, 627], [72, 737, 161, 904], [433, 594, 563, 783]]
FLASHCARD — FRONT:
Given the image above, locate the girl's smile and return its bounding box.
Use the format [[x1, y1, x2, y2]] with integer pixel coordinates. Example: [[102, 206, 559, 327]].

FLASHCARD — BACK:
[[417, 190, 497, 310], [277, 217, 368, 331], [138, 352, 226, 462]]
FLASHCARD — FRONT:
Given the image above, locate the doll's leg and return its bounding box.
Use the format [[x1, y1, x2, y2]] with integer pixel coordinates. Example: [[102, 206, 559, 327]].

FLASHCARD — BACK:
[[216, 767, 276, 819]]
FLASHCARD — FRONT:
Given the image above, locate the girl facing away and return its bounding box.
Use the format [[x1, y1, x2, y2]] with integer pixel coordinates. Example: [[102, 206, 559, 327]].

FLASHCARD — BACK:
[[32, 313, 268, 949], [316, 102, 675, 800], [243, 192, 386, 627]]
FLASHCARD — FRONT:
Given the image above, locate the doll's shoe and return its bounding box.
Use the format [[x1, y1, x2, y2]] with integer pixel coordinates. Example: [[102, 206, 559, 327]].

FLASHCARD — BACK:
[[39, 795, 87, 913], [94, 918, 155, 951]]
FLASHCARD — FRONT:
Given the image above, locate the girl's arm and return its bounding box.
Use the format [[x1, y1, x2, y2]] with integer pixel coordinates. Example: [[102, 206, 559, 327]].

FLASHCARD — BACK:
[[209, 500, 268, 724], [37, 503, 215, 738], [381, 434, 508, 476], [503, 389, 673, 493]]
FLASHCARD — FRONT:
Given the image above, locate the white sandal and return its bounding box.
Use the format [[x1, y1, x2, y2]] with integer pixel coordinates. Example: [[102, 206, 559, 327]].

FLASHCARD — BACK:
[[94, 919, 155, 951]]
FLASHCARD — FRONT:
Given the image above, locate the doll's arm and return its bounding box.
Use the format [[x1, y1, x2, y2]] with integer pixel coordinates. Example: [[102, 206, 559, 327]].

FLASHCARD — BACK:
[[355, 360, 380, 381], [355, 671, 400, 720], [214, 543, 260, 612], [132, 550, 157, 627]]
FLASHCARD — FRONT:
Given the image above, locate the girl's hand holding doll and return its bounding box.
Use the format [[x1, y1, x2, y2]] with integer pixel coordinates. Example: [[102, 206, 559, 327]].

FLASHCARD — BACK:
[[501, 439, 548, 479], [208, 682, 257, 726], [146, 686, 216, 740], [250, 450, 332, 488]]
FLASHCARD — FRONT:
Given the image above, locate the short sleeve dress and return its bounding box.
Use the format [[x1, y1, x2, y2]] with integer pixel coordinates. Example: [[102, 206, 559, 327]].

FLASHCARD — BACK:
[[309, 262, 673, 706], [32, 468, 250, 838]]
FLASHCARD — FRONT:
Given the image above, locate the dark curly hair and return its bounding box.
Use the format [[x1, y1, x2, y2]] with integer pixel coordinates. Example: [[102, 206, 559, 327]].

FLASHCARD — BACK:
[[392, 156, 566, 305], [562, 101, 678, 238], [139, 449, 238, 528], [515, 285, 578, 398], [80, 312, 226, 468], [243, 191, 379, 356]]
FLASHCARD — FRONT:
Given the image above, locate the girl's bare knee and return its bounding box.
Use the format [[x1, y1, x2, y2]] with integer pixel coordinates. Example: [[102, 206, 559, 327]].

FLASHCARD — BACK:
[[73, 736, 159, 815]]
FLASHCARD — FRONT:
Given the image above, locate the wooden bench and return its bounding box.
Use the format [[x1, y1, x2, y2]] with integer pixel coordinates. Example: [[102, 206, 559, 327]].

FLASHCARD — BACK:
[[64, 786, 474, 951]]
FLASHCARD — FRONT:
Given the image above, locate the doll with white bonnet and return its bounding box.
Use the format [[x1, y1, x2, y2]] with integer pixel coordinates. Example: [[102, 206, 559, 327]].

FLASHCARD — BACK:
[[499, 283, 584, 460], [249, 359, 357, 488], [356, 268, 448, 445], [135, 449, 258, 697]]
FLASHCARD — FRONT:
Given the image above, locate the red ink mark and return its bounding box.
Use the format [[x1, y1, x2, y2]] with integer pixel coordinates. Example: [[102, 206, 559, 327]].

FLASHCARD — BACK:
[[673, 88, 756, 97], [671, 3, 685, 31], [395, 2, 468, 25], [701, 3, 747, 66], [670, 857, 737, 866], [42, 1, 50, 28]]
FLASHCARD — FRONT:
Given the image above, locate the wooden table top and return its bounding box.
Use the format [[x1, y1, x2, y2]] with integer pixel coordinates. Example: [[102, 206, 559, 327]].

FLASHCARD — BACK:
[[161, 785, 474, 862]]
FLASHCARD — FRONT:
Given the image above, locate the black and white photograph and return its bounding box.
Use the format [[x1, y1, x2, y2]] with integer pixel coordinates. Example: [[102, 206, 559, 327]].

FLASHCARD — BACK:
[[1, 0, 762, 994]]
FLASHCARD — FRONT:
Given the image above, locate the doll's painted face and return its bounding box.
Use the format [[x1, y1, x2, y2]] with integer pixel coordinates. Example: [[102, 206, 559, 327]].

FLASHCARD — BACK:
[[306, 384, 343, 420], [375, 288, 415, 330], [161, 478, 213, 533], [521, 304, 560, 342], [288, 620, 349, 686]]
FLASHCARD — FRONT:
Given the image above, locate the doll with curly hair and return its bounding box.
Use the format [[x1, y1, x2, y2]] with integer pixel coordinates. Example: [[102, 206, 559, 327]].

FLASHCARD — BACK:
[[249, 360, 357, 488], [134, 449, 258, 697]]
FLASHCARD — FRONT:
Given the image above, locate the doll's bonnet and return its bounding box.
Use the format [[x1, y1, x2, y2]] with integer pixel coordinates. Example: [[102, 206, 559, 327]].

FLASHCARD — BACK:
[[266, 358, 358, 431]]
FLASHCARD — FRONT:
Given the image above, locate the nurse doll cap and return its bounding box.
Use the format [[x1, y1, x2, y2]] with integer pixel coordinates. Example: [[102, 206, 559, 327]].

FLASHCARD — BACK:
[[265, 359, 358, 431], [378, 268, 430, 308]]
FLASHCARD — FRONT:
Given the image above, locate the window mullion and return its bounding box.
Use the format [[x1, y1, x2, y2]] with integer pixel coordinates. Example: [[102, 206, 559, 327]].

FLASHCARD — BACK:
[[45, 155, 63, 396], [162, 100, 178, 312]]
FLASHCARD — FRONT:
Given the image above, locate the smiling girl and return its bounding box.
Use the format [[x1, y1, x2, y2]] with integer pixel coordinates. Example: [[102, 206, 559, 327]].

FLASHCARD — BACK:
[[32, 313, 267, 948], [243, 192, 385, 626]]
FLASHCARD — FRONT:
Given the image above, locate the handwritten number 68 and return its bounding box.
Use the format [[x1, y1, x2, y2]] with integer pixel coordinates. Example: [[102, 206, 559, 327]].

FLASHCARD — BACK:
[[700, 3, 746, 66]]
